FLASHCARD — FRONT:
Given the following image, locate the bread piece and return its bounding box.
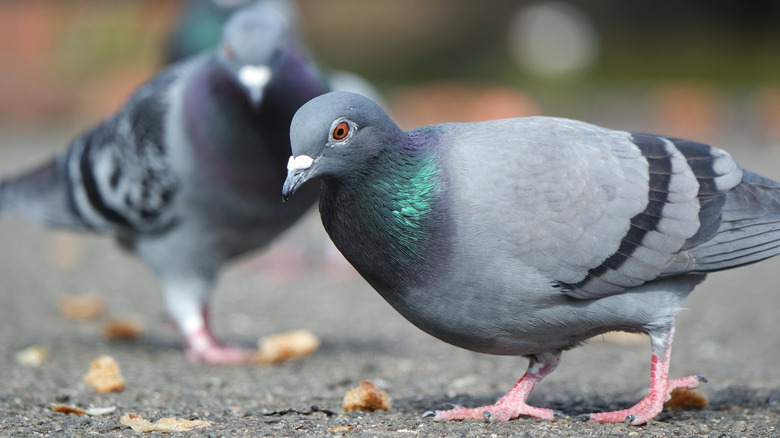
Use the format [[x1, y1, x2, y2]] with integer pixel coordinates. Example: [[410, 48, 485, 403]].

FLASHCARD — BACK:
[[103, 316, 144, 341], [664, 388, 709, 410], [15, 346, 48, 367], [51, 404, 86, 416], [343, 380, 392, 412], [60, 293, 105, 321], [253, 329, 320, 364], [119, 414, 210, 433], [83, 355, 125, 393]]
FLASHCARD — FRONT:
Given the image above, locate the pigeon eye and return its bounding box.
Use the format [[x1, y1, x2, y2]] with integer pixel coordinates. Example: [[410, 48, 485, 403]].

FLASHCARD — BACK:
[[223, 44, 235, 59], [331, 121, 350, 140]]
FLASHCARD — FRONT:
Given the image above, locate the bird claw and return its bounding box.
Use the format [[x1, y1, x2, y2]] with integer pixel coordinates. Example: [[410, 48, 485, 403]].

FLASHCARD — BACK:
[[624, 414, 637, 425], [421, 410, 437, 419], [573, 414, 591, 422], [553, 410, 568, 419], [482, 410, 492, 420], [697, 375, 708, 383], [421, 402, 458, 419]]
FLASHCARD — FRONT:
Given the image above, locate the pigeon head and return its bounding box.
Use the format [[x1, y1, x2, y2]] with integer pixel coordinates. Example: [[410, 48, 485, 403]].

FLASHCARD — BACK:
[[283, 91, 402, 201], [218, 4, 290, 106]]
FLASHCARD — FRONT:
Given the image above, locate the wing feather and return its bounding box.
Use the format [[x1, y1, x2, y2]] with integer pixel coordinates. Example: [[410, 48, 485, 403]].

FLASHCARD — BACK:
[[447, 118, 746, 300]]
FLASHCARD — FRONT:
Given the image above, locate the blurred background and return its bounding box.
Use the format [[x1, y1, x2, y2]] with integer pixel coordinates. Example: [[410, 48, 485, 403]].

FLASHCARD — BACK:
[[2, 0, 780, 146]]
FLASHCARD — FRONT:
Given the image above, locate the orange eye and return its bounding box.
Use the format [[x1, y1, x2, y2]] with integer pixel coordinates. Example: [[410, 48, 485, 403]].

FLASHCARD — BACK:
[[332, 121, 350, 140], [223, 44, 235, 59]]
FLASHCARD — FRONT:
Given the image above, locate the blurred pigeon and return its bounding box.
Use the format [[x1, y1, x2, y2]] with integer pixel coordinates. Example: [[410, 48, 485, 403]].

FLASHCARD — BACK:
[[165, 0, 385, 105], [165, 0, 300, 64], [283, 91, 780, 424], [0, 5, 326, 364]]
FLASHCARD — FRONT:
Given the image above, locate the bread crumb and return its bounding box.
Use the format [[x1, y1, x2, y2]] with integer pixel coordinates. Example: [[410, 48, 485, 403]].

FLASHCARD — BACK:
[[60, 293, 105, 321], [119, 414, 210, 433], [85, 406, 117, 416], [253, 329, 320, 364], [51, 404, 86, 416], [104, 315, 144, 341], [343, 380, 392, 412], [84, 355, 125, 393], [15, 346, 48, 367], [329, 425, 355, 432], [665, 388, 709, 410]]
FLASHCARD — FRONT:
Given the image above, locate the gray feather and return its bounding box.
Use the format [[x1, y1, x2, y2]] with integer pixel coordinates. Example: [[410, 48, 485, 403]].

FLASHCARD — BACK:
[[0, 156, 80, 228], [690, 169, 780, 271]]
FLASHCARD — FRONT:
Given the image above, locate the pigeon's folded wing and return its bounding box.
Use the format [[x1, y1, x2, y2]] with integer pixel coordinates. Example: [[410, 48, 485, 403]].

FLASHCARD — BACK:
[[689, 169, 780, 272], [67, 72, 181, 233], [449, 117, 743, 299]]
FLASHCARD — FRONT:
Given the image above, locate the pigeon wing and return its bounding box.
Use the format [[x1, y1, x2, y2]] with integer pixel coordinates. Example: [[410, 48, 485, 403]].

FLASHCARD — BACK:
[[447, 117, 742, 299], [59, 68, 183, 234], [689, 168, 780, 272]]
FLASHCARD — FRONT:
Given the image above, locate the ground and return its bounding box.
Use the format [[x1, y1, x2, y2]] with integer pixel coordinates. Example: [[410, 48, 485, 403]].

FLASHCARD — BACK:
[[0, 129, 778, 437]]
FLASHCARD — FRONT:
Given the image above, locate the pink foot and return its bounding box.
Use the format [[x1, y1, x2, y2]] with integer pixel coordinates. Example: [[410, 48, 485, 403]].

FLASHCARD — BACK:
[[580, 371, 705, 424], [578, 328, 706, 425], [423, 353, 562, 422], [185, 327, 252, 364], [426, 399, 558, 422]]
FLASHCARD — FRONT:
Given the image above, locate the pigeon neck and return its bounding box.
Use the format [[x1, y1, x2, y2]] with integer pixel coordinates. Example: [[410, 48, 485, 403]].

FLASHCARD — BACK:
[[185, 58, 261, 148], [321, 132, 451, 291], [182, 55, 319, 196]]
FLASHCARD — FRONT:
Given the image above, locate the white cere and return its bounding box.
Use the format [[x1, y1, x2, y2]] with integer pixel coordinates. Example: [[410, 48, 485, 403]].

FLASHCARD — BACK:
[[287, 155, 314, 171]]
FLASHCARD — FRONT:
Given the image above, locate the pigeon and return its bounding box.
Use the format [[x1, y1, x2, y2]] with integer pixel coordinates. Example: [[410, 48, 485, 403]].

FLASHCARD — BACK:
[[164, 0, 300, 64], [0, 5, 326, 364], [165, 0, 385, 105], [282, 91, 780, 424]]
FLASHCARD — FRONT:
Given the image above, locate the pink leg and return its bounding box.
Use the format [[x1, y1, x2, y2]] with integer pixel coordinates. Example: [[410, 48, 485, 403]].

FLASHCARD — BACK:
[[185, 328, 252, 364], [579, 327, 706, 425], [424, 352, 562, 422], [184, 306, 252, 365], [163, 276, 253, 365]]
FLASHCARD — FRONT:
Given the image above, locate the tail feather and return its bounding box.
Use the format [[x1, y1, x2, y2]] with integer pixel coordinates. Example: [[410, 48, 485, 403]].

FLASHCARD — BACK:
[[0, 155, 89, 229], [691, 169, 780, 272]]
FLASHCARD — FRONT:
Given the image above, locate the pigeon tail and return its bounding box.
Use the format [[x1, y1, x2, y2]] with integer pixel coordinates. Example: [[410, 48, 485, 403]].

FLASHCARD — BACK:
[[690, 169, 780, 272], [0, 155, 85, 229]]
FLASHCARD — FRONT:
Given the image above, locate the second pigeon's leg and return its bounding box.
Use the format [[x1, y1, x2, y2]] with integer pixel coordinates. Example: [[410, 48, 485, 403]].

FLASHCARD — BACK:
[[163, 277, 252, 364], [577, 326, 706, 425], [424, 351, 562, 422]]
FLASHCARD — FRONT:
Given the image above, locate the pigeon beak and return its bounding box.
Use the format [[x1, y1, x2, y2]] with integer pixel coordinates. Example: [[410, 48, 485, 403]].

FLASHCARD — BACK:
[[282, 155, 314, 202], [238, 65, 272, 107]]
